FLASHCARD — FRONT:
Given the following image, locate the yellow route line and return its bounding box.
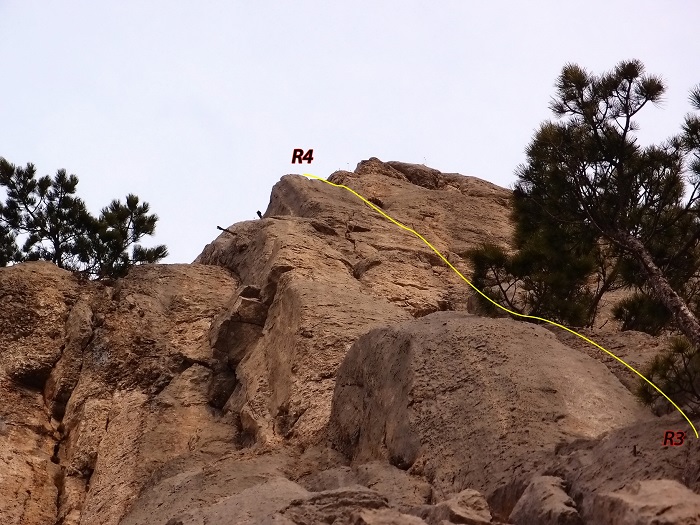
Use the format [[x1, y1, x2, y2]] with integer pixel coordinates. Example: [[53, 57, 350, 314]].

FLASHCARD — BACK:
[[303, 173, 699, 438]]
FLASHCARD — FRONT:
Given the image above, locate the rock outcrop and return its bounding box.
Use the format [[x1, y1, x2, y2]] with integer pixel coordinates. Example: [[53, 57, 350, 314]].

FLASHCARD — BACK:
[[1, 158, 698, 524], [589, 480, 700, 525], [1, 262, 238, 525], [327, 312, 648, 515], [509, 476, 583, 525]]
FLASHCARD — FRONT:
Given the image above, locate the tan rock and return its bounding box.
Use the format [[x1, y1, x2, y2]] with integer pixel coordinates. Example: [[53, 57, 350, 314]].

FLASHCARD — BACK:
[[198, 158, 513, 321], [5, 158, 700, 525], [329, 312, 648, 513], [0, 262, 83, 525], [589, 479, 700, 525], [352, 508, 430, 524], [44, 298, 94, 420], [209, 286, 266, 368], [553, 411, 700, 521], [224, 269, 411, 447], [120, 448, 298, 524], [509, 476, 583, 525], [0, 262, 78, 388], [193, 158, 516, 450], [1, 261, 240, 525], [183, 477, 310, 525], [354, 462, 433, 510], [299, 465, 358, 492], [0, 416, 60, 524], [296, 459, 432, 512], [408, 489, 492, 525], [276, 485, 390, 524]]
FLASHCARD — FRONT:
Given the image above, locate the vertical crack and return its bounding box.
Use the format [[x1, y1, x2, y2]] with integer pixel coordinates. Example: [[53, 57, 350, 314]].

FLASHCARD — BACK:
[[44, 298, 96, 525]]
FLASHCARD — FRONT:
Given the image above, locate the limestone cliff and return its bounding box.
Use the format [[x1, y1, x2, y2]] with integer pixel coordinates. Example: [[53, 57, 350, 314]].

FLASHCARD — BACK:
[[1, 158, 699, 525]]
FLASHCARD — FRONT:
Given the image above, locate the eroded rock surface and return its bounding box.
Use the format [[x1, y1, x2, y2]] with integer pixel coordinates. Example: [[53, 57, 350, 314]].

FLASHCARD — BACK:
[[0, 262, 79, 525], [509, 476, 583, 525], [551, 412, 700, 523], [1, 262, 238, 525], [2, 158, 698, 524], [328, 312, 649, 515], [408, 488, 493, 525], [589, 479, 700, 525]]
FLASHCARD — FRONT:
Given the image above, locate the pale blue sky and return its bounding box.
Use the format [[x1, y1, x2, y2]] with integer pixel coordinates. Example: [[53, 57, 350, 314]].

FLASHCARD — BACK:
[[1, 2, 698, 263]]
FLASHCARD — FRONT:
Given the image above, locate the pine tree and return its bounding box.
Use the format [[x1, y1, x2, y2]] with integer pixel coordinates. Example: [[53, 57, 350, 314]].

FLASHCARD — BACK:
[[0, 157, 168, 278], [0, 222, 18, 266], [467, 172, 611, 327], [514, 60, 700, 345], [499, 60, 700, 413]]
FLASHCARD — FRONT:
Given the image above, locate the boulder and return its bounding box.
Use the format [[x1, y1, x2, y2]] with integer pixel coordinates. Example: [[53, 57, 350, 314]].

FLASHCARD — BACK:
[[589, 479, 700, 525], [183, 477, 310, 525], [552, 412, 700, 521], [272, 485, 390, 524], [408, 489, 492, 524], [353, 461, 433, 509], [120, 449, 300, 525], [509, 476, 583, 525], [329, 311, 648, 516]]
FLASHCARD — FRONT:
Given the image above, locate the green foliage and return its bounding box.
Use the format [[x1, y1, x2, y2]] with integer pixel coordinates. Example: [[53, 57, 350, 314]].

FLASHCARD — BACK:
[[467, 236, 596, 327], [467, 243, 516, 317], [0, 157, 168, 279], [515, 60, 697, 247], [637, 336, 700, 416], [617, 204, 700, 304], [466, 161, 608, 327], [612, 292, 672, 335], [473, 61, 700, 336], [82, 195, 169, 278], [512, 184, 602, 326], [468, 61, 700, 411], [0, 222, 18, 266]]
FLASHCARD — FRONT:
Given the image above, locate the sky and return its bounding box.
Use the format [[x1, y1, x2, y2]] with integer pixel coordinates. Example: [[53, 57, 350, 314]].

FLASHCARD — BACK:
[[1, 1, 699, 264]]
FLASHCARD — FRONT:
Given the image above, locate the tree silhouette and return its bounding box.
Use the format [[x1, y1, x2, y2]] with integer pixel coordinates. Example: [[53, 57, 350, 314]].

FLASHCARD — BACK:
[[0, 157, 167, 278], [514, 60, 700, 343]]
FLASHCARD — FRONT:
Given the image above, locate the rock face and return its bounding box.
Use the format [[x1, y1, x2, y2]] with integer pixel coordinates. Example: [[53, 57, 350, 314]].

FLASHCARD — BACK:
[[1, 262, 238, 525], [0, 262, 78, 525], [589, 480, 700, 525], [1, 158, 699, 524], [327, 312, 648, 511]]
